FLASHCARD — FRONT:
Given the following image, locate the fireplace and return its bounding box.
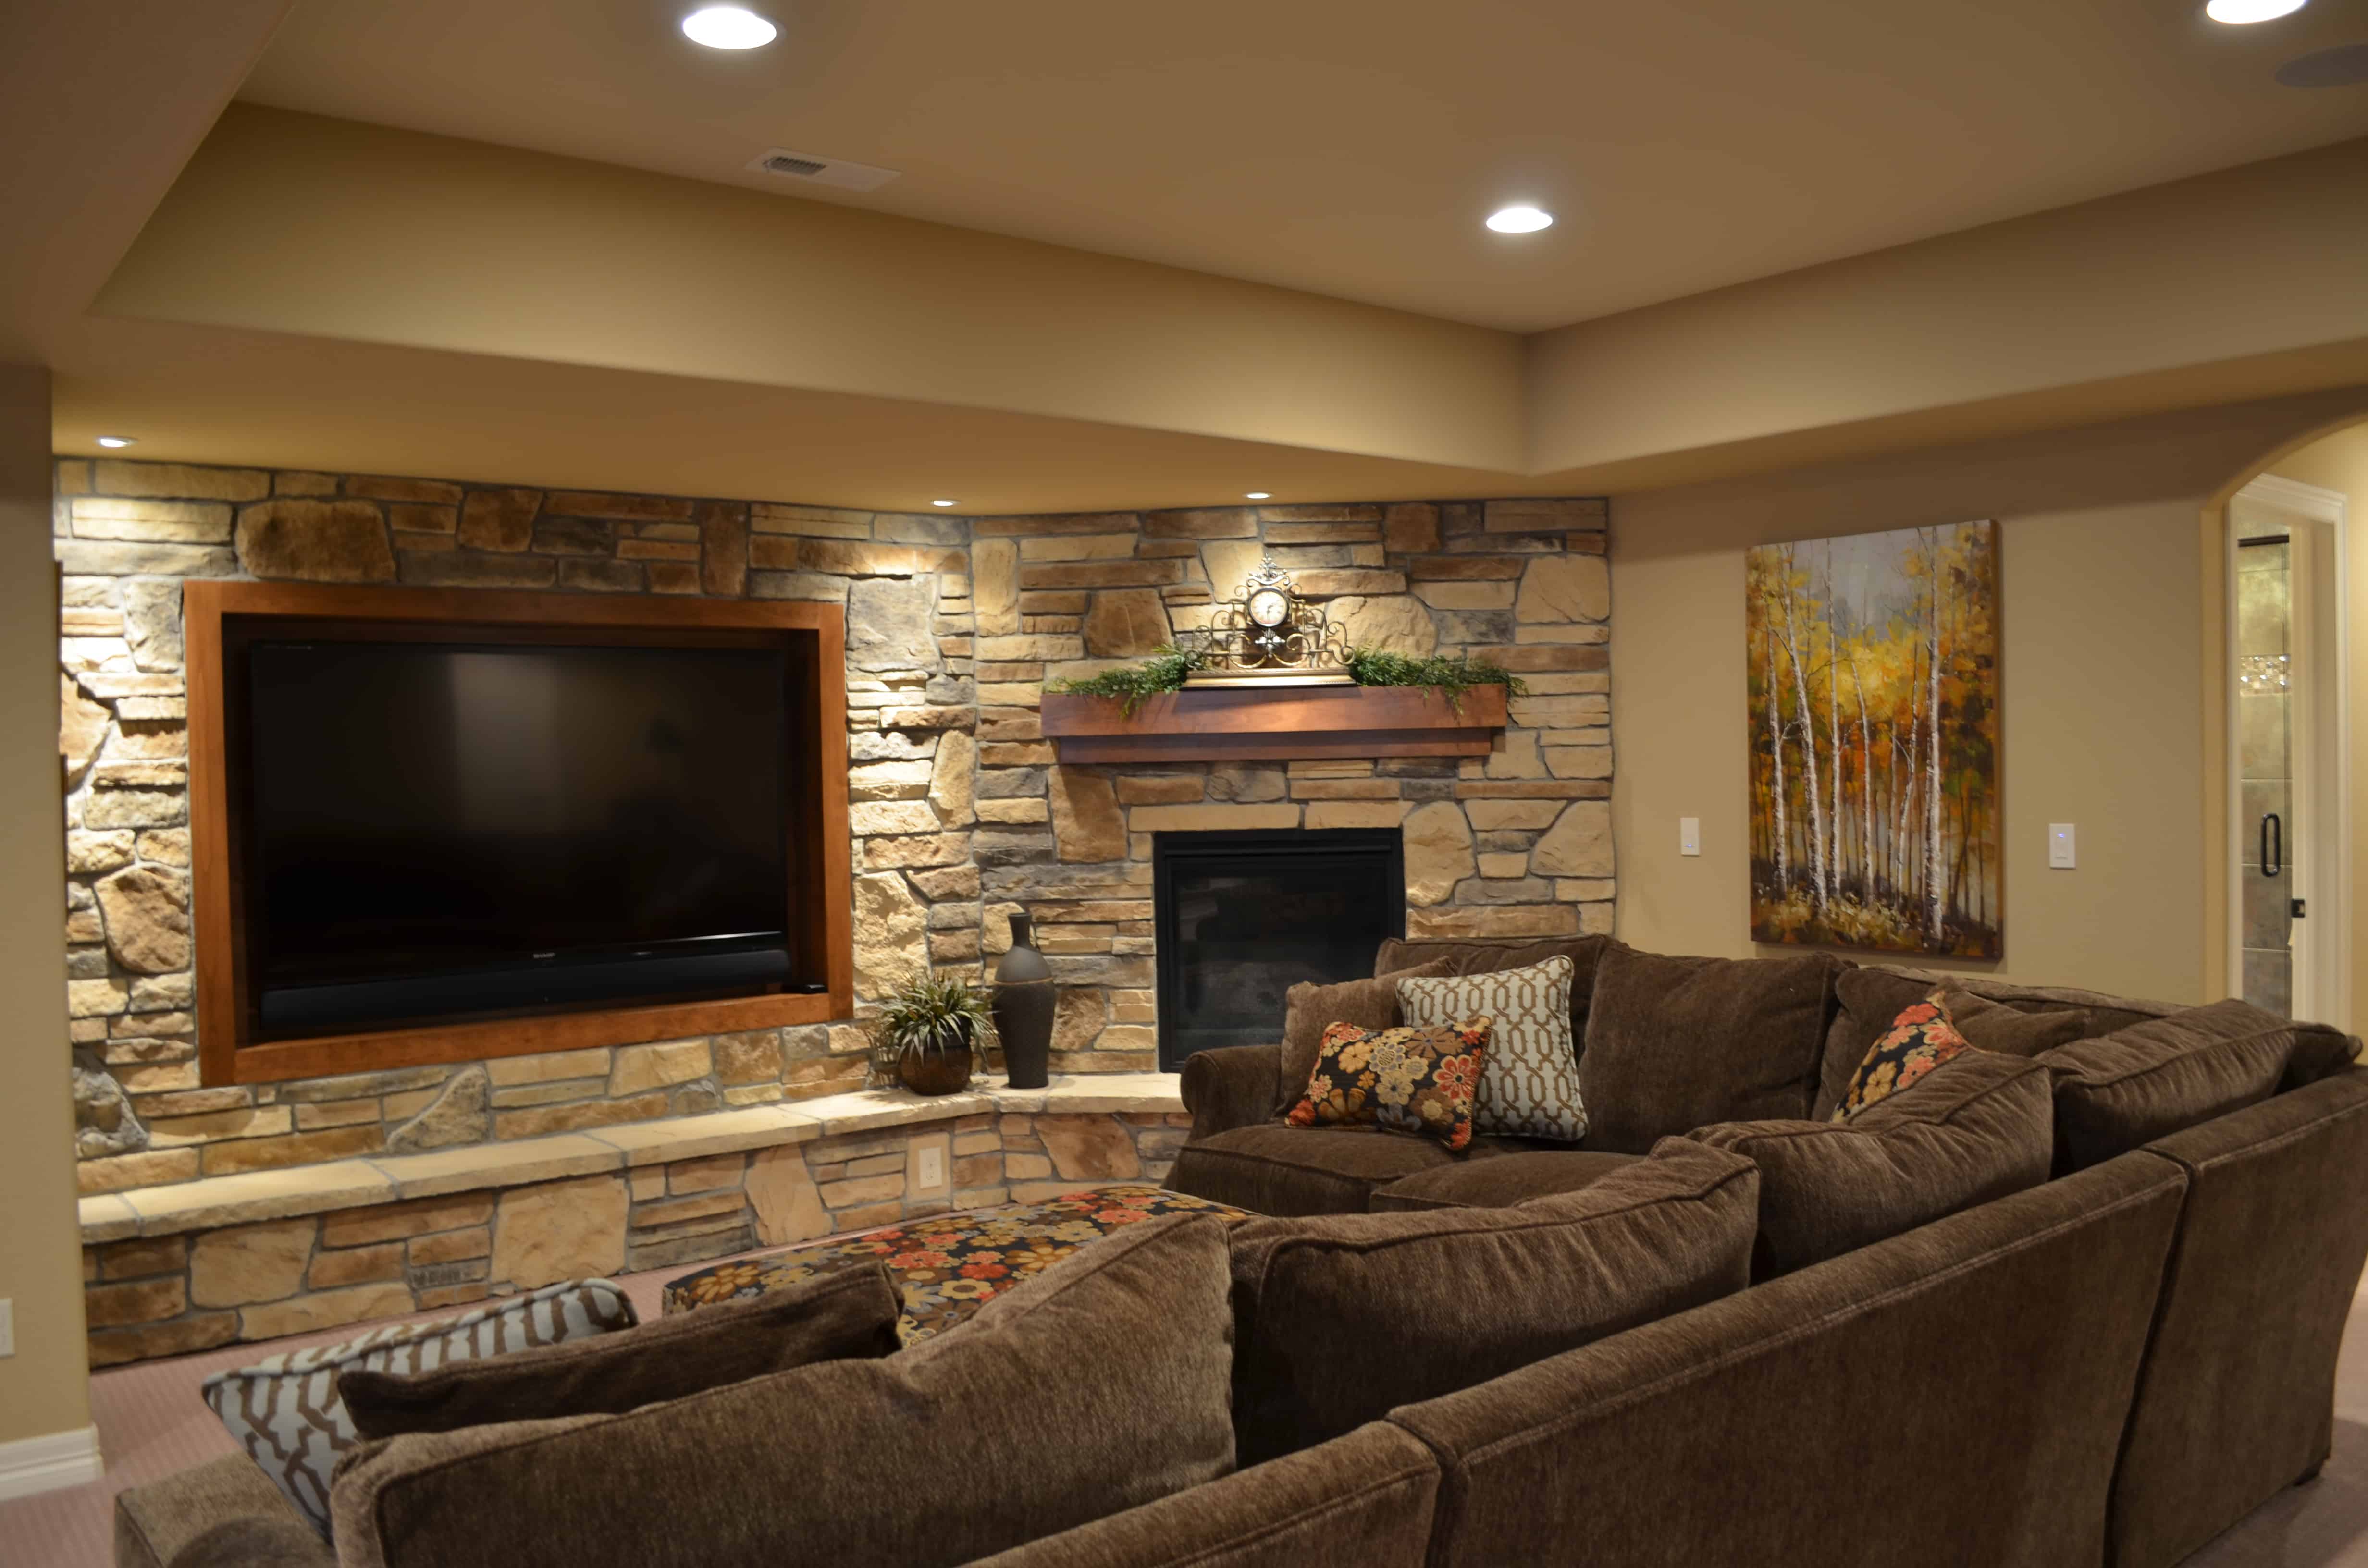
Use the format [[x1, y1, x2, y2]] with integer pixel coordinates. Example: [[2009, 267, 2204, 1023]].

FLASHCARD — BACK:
[[1150, 828, 1406, 1072]]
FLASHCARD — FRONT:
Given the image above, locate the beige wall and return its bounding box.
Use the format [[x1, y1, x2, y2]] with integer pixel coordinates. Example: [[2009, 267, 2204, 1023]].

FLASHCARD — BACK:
[[1531, 138, 2368, 487], [0, 364, 92, 1447], [1610, 386, 2368, 1004], [94, 106, 1527, 475], [2257, 422, 2368, 1032]]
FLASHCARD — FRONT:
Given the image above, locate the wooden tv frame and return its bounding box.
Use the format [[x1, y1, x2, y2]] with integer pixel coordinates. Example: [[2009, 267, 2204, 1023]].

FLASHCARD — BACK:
[[185, 582, 853, 1087]]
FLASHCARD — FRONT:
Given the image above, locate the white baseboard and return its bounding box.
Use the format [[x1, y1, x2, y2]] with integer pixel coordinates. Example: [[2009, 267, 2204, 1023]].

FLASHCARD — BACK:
[[0, 1425, 103, 1502]]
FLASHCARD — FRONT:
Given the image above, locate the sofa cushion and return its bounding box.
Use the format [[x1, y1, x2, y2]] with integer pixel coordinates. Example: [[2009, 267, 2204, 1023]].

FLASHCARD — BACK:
[[343, 1263, 900, 1440], [1170, 1123, 1518, 1216], [1287, 1019, 1491, 1150], [116, 1454, 327, 1568], [1399, 957, 1588, 1142], [330, 1214, 1237, 1568], [1579, 947, 1842, 1152], [1278, 960, 1452, 1115], [1371, 1150, 1641, 1212], [1813, 968, 2093, 1119], [2039, 998, 2297, 1172], [1228, 1139, 1757, 1463], [201, 1277, 633, 1539], [1690, 1051, 2054, 1276]]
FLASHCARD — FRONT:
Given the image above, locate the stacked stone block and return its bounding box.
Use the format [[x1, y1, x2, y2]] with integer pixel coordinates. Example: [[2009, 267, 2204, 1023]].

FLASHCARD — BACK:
[[964, 498, 1613, 1068], [81, 1106, 1188, 1365], [55, 459, 1610, 1192]]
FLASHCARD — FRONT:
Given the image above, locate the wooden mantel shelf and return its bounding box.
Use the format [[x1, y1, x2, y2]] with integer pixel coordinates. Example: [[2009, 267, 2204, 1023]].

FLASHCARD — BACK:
[[1040, 682, 1508, 764]]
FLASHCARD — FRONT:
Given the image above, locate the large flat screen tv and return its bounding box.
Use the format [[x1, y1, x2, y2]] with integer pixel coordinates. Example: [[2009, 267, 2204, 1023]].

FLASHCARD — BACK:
[[241, 638, 799, 1038]]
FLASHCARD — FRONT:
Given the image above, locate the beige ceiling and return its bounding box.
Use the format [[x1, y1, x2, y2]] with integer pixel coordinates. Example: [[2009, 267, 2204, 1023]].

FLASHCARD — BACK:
[[238, 0, 2368, 332]]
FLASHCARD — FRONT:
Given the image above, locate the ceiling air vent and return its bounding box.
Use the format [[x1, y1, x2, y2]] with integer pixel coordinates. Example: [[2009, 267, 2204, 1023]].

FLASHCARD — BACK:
[[746, 148, 900, 192]]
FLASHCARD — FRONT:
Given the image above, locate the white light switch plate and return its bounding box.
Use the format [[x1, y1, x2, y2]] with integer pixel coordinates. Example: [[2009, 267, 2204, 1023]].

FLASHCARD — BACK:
[[0, 1298, 13, 1357], [2048, 823, 2076, 870], [916, 1147, 944, 1189], [1679, 817, 1701, 857]]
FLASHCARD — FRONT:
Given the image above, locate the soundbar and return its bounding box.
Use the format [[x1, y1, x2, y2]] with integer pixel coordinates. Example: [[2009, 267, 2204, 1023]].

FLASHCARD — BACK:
[[259, 941, 795, 1038]]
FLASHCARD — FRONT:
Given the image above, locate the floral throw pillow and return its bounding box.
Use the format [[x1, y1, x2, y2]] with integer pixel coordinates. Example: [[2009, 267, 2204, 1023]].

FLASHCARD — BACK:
[[1833, 989, 1975, 1120], [1398, 956, 1586, 1142], [1286, 1018, 1492, 1151]]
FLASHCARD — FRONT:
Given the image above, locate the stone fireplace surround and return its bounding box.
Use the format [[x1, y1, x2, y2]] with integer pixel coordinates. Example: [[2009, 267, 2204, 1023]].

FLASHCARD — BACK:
[[55, 456, 1612, 1360]]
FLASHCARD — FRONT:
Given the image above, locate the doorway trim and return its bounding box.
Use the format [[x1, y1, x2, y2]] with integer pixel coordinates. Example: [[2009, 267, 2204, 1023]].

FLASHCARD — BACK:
[[2224, 473, 2350, 1025]]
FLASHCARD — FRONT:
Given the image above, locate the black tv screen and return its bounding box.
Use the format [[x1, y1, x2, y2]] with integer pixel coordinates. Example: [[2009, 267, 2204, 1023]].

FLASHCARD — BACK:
[[242, 638, 792, 1033]]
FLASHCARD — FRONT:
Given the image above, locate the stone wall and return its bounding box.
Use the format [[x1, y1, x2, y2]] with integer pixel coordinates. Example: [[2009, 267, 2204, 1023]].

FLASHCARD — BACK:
[[54, 458, 1610, 1192], [82, 1103, 1186, 1364], [965, 497, 1615, 1073]]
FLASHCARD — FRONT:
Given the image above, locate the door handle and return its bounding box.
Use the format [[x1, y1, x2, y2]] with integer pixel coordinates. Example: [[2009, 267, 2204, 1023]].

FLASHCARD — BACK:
[[2262, 813, 2282, 878]]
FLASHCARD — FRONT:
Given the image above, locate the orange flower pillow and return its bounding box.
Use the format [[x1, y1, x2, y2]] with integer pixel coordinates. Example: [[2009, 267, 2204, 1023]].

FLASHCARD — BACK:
[[1832, 990, 1974, 1120], [1286, 1018, 1492, 1151]]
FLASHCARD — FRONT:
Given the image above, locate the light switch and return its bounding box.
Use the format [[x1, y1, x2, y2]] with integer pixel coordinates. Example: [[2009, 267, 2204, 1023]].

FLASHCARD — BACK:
[[916, 1146, 945, 1190], [2048, 823, 2076, 870], [1679, 817, 1701, 857], [0, 1298, 12, 1357]]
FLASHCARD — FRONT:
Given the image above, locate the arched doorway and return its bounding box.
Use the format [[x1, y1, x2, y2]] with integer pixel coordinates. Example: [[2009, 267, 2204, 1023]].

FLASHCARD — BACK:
[[2209, 416, 2368, 1030]]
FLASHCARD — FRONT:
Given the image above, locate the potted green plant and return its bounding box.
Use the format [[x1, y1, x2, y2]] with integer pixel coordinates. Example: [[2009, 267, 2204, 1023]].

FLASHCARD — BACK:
[[873, 975, 998, 1097]]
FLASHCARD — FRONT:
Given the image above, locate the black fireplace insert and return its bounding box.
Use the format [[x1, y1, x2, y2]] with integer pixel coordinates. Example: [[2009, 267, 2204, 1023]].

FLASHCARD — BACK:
[[1150, 827, 1406, 1072]]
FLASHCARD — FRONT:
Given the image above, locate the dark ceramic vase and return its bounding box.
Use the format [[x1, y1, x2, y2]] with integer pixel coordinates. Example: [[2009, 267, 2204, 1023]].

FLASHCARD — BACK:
[[992, 912, 1055, 1090], [899, 1022, 974, 1097]]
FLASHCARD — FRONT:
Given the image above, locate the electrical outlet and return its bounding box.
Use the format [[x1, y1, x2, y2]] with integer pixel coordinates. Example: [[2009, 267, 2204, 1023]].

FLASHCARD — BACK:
[[916, 1147, 945, 1190], [0, 1298, 14, 1357]]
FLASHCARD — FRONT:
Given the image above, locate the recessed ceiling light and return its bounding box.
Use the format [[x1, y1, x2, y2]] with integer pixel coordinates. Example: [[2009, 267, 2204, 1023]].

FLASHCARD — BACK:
[[682, 6, 777, 49], [2205, 0, 2306, 21], [930, 499, 958, 508], [1246, 491, 1271, 500], [95, 436, 135, 449], [1485, 205, 1554, 234]]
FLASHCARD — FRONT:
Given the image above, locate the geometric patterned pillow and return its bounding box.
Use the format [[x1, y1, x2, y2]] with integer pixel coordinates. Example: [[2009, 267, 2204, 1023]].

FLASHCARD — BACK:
[[1833, 989, 1975, 1121], [200, 1277, 635, 1539], [1397, 957, 1587, 1142], [1286, 1018, 1491, 1151]]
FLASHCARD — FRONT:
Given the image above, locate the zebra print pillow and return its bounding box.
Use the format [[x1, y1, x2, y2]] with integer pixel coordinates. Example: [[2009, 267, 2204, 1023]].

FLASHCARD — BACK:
[[201, 1278, 635, 1539]]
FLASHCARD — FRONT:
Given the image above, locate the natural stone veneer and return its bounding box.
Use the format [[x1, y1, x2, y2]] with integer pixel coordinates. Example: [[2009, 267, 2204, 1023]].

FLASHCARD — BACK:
[[54, 460, 1610, 1205], [78, 1084, 1190, 1365]]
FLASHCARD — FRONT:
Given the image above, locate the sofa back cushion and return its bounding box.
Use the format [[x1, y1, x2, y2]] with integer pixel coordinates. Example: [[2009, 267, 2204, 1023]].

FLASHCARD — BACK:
[[1279, 960, 1452, 1115], [330, 1214, 1237, 1568], [1227, 1139, 1757, 1463], [2039, 998, 2296, 1172], [1813, 968, 2093, 1120], [1385, 1153, 2188, 1568], [1579, 947, 1842, 1152], [342, 1264, 900, 1441], [1690, 1052, 2054, 1276]]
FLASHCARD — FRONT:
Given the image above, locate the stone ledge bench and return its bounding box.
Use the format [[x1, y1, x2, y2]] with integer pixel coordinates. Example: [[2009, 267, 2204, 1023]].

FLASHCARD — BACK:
[[78, 1073, 1185, 1366]]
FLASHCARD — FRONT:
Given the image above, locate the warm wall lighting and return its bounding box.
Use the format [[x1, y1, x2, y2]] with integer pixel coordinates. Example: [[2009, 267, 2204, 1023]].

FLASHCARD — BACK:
[[1246, 491, 1271, 500], [682, 6, 777, 49], [95, 436, 136, 448], [931, 499, 958, 508], [2205, 0, 2306, 21], [1485, 205, 1554, 234]]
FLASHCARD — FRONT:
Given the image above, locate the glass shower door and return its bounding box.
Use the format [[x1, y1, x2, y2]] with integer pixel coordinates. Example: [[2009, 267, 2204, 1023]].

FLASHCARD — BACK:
[[2237, 535, 2295, 1017]]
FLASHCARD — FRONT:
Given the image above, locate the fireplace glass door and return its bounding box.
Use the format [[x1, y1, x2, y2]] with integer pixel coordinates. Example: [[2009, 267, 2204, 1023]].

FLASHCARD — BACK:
[[1151, 828, 1406, 1072]]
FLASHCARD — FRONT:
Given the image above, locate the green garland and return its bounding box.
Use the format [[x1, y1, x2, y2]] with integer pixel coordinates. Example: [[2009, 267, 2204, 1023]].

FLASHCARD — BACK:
[[1047, 643, 1525, 716]]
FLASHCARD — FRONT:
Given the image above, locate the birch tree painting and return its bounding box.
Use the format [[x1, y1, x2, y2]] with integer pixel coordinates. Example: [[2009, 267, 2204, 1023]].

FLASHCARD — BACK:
[[1745, 521, 1999, 958]]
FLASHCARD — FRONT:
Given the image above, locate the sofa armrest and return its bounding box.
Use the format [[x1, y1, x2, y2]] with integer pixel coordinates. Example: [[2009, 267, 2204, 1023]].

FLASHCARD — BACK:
[[116, 1455, 332, 1568], [1181, 1044, 1283, 1143]]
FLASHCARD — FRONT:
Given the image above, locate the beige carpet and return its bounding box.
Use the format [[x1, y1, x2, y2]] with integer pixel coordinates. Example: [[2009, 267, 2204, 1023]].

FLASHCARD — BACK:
[[8, 1263, 2368, 1568]]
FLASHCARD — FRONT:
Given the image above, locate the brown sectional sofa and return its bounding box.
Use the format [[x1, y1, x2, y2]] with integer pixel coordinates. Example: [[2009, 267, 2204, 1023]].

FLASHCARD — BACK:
[[115, 933, 2368, 1568]]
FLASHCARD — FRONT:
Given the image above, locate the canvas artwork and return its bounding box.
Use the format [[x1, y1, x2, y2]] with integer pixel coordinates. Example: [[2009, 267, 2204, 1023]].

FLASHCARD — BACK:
[[1745, 521, 1999, 958]]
